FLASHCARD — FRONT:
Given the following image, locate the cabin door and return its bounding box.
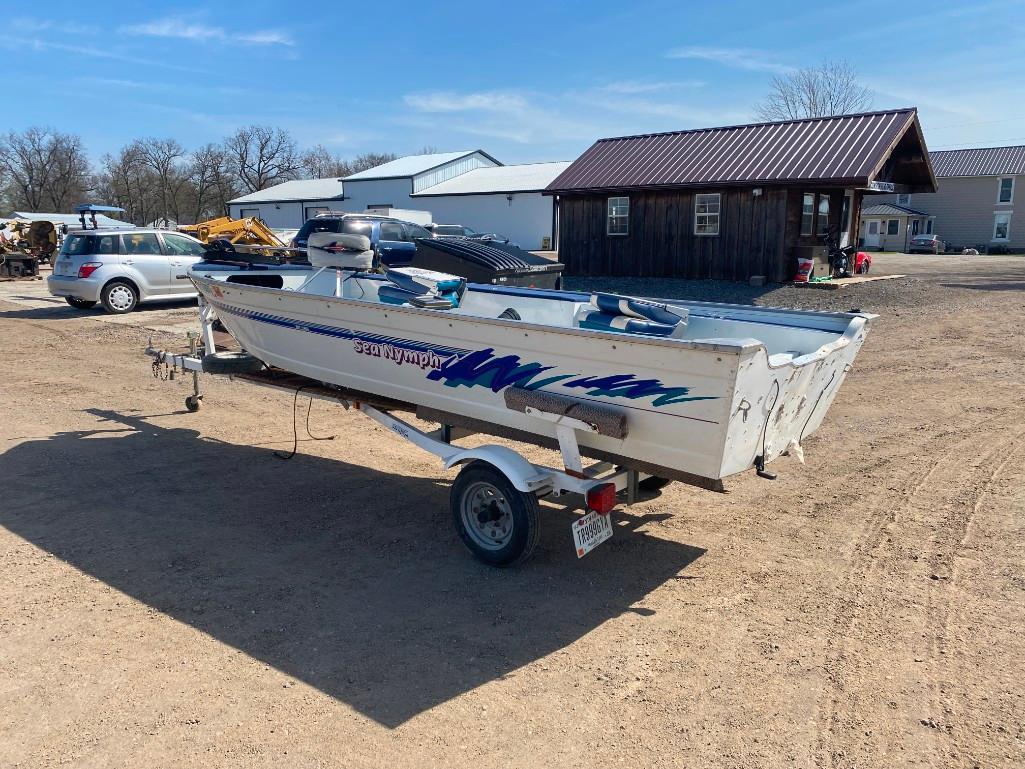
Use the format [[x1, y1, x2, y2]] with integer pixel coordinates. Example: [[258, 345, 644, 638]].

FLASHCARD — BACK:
[[865, 220, 881, 248]]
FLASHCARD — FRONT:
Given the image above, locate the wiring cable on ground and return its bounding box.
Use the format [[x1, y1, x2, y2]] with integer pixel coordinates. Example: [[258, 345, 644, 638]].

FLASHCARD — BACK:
[[274, 385, 337, 460]]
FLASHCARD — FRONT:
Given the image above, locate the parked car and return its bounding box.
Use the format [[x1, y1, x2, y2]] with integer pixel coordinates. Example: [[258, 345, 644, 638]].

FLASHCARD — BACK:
[[907, 234, 945, 254], [47, 229, 207, 314], [426, 222, 521, 249], [855, 251, 872, 274], [291, 213, 430, 267]]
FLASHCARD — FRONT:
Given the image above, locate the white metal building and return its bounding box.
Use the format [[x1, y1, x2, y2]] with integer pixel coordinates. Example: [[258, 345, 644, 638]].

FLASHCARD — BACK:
[[226, 151, 570, 250], [411, 161, 571, 249], [227, 178, 346, 229]]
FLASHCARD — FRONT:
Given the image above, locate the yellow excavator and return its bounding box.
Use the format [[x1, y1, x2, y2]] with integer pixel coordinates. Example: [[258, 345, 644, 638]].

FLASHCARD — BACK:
[[178, 216, 284, 247]]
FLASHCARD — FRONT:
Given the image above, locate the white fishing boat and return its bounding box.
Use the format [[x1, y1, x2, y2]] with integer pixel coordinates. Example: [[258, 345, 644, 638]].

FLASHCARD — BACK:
[[151, 233, 872, 565]]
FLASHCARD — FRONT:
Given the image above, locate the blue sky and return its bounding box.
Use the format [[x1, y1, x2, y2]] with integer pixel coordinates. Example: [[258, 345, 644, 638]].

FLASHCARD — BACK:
[[7, 0, 1025, 166]]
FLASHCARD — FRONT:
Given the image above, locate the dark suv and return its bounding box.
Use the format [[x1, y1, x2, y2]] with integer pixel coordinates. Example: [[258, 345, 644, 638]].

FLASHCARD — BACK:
[[291, 213, 431, 267]]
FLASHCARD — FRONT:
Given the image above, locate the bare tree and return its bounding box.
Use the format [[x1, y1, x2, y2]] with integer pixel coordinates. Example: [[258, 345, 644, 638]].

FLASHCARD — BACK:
[[299, 144, 352, 179], [223, 125, 300, 192], [755, 60, 872, 122], [95, 145, 162, 226], [187, 143, 238, 222], [0, 127, 91, 212], [135, 138, 189, 225], [349, 152, 398, 175]]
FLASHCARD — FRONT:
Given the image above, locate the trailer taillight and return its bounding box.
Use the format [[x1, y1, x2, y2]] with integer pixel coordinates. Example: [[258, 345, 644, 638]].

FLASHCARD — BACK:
[[586, 482, 617, 514], [78, 262, 102, 278]]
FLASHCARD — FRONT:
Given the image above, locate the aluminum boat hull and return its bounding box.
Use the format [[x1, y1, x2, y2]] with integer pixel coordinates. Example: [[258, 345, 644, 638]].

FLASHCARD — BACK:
[[191, 273, 870, 482]]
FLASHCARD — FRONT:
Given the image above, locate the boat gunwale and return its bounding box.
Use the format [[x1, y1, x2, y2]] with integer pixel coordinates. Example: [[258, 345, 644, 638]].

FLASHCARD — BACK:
[[189, 273, 871, 365], [190, 273, 755, 356]]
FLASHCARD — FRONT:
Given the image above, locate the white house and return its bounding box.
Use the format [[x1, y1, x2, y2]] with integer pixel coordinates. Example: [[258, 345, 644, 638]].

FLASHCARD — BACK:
[[226, 150, 569, 250]]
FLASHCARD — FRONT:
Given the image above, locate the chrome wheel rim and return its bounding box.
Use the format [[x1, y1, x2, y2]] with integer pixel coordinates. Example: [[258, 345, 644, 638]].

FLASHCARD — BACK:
[[108, 285, 134, 311], [460, 481, 513, 550]]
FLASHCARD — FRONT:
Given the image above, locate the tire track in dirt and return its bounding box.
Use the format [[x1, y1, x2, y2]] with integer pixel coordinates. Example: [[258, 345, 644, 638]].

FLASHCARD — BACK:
[[929, 436, 1024, 765], [812, 411, 1025, 768]]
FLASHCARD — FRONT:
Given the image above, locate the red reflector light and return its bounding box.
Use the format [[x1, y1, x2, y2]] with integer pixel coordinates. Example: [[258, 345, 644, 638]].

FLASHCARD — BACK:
[[586, 482, 617, 514], [78, 262, 102, 278]]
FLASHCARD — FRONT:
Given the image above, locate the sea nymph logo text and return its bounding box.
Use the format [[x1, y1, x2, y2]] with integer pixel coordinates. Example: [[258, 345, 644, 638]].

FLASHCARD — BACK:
[[353, 338, 443, 370]]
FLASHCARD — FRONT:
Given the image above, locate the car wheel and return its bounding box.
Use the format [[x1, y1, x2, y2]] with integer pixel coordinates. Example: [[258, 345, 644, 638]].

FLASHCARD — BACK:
[[861, 261, 870, 274], [101, 280, 138, 314], [65, 297, 97, 310]]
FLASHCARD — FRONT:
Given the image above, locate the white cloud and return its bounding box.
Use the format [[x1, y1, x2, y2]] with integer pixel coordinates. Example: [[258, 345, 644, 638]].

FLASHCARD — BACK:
[[121, 17, 294, 46], [600, 80, 706, 94], [666, 46, 793, 74], [404, 91, 530, 114], [402, 85, 752, 148]]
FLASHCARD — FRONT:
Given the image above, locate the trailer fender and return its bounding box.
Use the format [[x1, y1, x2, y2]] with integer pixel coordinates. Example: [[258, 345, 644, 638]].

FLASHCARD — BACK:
[[443, 445, 550, 493]]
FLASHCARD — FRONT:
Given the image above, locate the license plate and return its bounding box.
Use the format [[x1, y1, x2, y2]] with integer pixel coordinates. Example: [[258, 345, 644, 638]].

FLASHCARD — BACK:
[[55, 260, 73, 276], [572, 510, 613, 558]]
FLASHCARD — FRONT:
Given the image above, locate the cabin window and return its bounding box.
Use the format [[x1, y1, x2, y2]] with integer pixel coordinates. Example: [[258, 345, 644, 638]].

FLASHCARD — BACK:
[[607, 196, 629, 236], [998, 177, 1014, 204], [896, 193, 911, 206], [816, 195, 831, 235], [694, 193, 720, 235], [800, 193, 815, 235], [887, 219, 899, 235], [993, 213, 1011, 241]]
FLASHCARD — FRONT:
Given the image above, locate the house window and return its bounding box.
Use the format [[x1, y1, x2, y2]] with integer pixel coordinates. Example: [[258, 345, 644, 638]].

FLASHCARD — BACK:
[[607, 196, 629, 236], [993, 212, 1011, 241], [926, 219, 933, 234], [816, 194, 831, 235], [887, 219, 899, 235], [305, 206, 328, 220], [239, 208, 260, 218], [800, 193, 815, 235], [998, 177, 1014, 204], [896, 193, 911, 206], [694, 193, 720, 235]]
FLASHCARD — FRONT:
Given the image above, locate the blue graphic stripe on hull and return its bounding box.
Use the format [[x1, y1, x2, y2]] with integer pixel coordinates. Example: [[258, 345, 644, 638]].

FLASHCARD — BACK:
[[211, 300, 470, 358]]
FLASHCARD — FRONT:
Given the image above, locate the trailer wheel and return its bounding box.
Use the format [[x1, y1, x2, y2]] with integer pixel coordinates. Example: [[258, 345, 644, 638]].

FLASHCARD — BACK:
[[65, 297, 97, 310], [185, 395, 201, 412], [639, 476, 672, 492], [200, 351, 264, 375], [451, 460, 540, 567]]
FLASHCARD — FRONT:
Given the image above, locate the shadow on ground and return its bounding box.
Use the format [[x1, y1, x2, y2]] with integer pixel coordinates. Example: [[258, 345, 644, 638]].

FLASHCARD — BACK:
[[0, 299, 197, 321], [0, 409, 703, 728]]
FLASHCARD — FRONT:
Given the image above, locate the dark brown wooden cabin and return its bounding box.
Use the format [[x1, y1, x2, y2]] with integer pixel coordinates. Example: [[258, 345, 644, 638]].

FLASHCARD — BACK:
[[545, 108, 937, 282]]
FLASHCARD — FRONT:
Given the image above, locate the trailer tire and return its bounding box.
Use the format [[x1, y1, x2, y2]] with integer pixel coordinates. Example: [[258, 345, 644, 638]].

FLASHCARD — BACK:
[[201, 351, 264, 375], [65, 297, 97, 310], [451, 460, 540, 567]]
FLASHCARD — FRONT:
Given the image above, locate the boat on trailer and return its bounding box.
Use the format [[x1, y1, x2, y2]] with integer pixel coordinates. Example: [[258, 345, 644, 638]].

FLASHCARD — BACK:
[[149, 233, 873, 565]]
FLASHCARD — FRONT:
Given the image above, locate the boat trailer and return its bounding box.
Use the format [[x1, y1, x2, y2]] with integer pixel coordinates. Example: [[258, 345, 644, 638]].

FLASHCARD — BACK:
[[145, 306, 675, 565]]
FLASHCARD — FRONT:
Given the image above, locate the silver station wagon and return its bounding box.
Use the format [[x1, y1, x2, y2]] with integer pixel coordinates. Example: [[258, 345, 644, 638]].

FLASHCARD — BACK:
[[48, 228, 207, 313]]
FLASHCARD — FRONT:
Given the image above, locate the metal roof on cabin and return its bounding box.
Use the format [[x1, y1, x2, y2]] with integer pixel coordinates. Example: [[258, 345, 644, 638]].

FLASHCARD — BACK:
[[861, 203, 930, 217], [228, 178, 346, 205], [546, 108, 921, 193], [342, 150, 499, 181], [411, 161, 573, 196], [930, 145, 1025, 177]]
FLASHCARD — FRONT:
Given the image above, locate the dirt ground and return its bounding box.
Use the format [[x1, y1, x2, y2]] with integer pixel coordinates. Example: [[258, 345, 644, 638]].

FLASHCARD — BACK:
[[1, 254, 1023, 768]]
